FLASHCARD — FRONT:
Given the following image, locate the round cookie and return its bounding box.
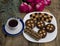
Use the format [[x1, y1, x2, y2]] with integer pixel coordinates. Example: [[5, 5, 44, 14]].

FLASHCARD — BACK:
[[38, 29, 47, 38], [25, 19, 35, 29], [36, 21, 45, 29], [45, 24, 55, 33]]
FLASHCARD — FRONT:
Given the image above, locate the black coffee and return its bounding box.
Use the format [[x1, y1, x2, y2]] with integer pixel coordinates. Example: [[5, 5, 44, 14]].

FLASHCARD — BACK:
[[9, 20, 18, 27]]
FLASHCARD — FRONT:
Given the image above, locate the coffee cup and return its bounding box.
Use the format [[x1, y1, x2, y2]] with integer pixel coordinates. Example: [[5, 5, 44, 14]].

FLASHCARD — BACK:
[[6, 18, 20, 30]]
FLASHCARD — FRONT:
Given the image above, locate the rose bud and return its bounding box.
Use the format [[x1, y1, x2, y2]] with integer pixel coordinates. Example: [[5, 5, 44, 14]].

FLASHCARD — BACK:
[[19, 2, 29, 13], [30, 3, 35, 10], [44, 0, 51, 6], [26, 0, 33, 3], [34, 0, 41, 4], [28, 5, 33, 12], [35, 1, 45, 11]]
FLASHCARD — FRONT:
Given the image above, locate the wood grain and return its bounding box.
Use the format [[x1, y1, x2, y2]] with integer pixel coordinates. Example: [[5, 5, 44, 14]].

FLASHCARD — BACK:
[[0, 0, 60, 46]]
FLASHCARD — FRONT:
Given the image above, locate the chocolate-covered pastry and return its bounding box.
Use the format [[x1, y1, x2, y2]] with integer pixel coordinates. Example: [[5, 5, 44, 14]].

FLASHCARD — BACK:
[[30, 13, 39, 21], [25, 19, 35, 29], [44, 13, 53, 23], [45, 24, 55, 33], [45, 16, 53, 23], [38, 13, 53, 23], [38, 29, 47, 38], [37, 13, 45, 21], [39, 13, 45, 21], [36, 21, 45, 29], [24, 28, 41, 40]]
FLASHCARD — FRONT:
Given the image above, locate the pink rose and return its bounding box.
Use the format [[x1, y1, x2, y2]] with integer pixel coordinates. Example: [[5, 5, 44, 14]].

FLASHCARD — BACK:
[[44, 0, 51, 6], [28, 5, 33, 12], [26, 0, 33, 3], [34, 0, 42, 4], [35, 1, 45, 11], [19, 2, 29, 13]]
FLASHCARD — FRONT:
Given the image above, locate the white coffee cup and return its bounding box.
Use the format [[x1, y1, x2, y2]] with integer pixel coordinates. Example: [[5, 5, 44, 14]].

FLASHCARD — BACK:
[[6, 18, 20, 30]]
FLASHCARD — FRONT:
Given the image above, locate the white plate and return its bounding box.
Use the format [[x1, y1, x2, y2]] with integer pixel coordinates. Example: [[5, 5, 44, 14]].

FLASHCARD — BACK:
[[23, 12, 57, 43]]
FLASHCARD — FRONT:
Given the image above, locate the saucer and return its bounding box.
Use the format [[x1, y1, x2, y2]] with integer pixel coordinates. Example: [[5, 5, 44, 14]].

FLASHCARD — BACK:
[[2, 18, 24, 36]]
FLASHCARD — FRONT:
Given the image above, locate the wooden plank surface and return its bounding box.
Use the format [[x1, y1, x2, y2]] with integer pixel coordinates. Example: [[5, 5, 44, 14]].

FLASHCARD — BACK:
[[0, 0, 60, 46]]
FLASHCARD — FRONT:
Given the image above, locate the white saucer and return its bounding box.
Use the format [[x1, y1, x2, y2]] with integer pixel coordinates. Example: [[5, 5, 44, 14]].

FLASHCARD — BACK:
[[23, 12, 57, 43], [2, 18, 24, 36]]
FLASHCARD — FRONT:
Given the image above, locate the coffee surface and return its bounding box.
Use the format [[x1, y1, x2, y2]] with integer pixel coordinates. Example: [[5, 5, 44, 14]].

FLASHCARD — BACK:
[[9, 20, 18, 27]]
